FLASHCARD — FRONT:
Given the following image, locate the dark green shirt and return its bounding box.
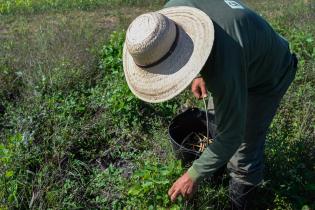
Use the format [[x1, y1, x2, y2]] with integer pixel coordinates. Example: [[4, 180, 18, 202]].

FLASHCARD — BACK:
[[164, 0, 295, 181]]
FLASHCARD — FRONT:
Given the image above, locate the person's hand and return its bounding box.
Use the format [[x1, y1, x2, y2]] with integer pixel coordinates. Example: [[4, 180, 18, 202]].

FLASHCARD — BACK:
[[191, 77, 208, 99], [168, 171, 197, 202]]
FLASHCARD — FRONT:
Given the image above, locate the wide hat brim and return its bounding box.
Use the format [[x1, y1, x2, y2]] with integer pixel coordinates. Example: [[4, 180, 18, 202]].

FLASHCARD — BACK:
[[123, 6, 214, 103]]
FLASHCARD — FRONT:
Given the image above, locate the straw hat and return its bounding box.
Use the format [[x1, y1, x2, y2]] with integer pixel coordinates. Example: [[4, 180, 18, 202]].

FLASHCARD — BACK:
[[123, 6, 214, 103]]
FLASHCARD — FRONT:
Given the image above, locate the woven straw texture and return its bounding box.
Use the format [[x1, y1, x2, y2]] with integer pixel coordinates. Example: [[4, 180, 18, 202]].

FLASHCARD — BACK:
[[123, 6, 214, 103]]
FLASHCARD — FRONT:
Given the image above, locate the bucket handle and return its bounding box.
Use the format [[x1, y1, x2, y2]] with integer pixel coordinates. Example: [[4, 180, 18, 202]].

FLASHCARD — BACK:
[[202, 96, 209, 140]]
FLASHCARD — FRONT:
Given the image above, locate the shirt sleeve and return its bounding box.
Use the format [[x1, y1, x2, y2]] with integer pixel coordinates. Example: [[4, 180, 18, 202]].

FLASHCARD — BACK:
[[188, 34, 248, 182]]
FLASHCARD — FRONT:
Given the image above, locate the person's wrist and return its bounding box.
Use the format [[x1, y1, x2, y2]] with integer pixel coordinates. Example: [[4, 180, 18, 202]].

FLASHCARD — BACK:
[[187, 166, 202, 183]]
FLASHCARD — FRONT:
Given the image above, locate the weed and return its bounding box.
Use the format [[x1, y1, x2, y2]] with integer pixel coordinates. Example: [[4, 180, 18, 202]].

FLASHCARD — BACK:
[[126, 160, 185, 209], [0, 0, 164, 15]]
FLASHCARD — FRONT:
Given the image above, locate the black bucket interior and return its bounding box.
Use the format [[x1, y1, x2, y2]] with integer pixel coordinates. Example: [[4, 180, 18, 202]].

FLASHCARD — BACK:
[[168, 108, 216, 166]]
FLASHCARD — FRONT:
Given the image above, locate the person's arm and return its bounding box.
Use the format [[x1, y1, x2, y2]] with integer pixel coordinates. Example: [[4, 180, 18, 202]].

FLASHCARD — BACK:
[[188, 45, 247, 182], [169, 48, 247, 202]]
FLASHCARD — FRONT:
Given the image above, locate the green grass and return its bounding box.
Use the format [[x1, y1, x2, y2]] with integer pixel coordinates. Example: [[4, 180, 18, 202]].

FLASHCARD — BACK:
[[0, 0, 314, 209], [0, 0, 164, 15]]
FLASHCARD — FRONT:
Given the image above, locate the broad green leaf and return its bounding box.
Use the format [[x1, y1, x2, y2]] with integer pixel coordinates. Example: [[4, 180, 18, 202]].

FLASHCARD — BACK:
[[5, 170, 14, 178]]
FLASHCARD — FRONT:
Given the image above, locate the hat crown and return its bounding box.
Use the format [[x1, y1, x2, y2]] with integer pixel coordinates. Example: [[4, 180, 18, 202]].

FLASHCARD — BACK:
[[126, 12, 176, 67]]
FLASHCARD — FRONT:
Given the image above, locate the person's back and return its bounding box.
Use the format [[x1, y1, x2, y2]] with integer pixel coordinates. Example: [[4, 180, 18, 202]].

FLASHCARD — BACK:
[[165, 0, 296, 94]]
